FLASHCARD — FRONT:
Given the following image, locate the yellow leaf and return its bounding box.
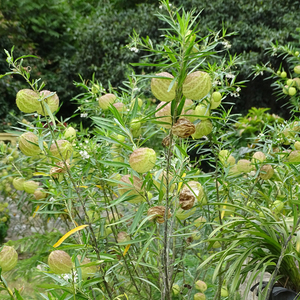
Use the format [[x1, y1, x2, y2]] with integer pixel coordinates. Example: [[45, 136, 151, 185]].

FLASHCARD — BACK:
[[177, 173, 186, 192], [123, 244, 131, 256], [78, 185, 88, 188], [96, 185, 118, 197], [32, 205, 40, 218], [53, 225, 88, 248], [33, 172, 50, 177]]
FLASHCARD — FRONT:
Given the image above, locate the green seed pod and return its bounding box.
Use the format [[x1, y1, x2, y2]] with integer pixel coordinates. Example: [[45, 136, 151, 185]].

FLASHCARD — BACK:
[[194, 293, 206, 300], [252, 151, 266, 163], [19, 132, 41, 157], [118, 175, 145, 204], [155, 102, 172, 129], [64, 127, 77, 140], [16, 89, 40, 113], [23, 180, 39, 194], [183, 71, 212, 100], [129, 148, 156, 173], [12, 177, 25, 191], [37, 90, 59, 116], [294, 65, 300, 74], [98, 93, 116, 110], [77, 256, 97, 279], [0, 246, 18, 272], [48, 250, 72, 274], [236, 159, 253, 173], [195, 280, 207, 292], [259, 164, 274, 180], [192, 120, 213, 139], [49, 140, 73, 160], [151, 72, 176, 102]]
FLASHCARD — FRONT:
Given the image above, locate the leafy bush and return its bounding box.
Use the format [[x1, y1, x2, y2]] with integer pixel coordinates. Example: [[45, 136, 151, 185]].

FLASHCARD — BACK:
[[1, 2, 300, 300]]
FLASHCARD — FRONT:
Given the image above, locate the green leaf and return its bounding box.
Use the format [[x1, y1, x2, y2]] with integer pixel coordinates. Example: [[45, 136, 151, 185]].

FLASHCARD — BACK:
[[135, 230, 156, 269], [129, 202, 146, 234], [36, 284, 74, 294], [14, 288, 25, 300]]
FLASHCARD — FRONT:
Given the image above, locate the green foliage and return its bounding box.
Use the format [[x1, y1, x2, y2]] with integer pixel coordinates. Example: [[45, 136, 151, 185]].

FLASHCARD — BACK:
[[2, 2, 300, 300], [1, 0, 300, 129]]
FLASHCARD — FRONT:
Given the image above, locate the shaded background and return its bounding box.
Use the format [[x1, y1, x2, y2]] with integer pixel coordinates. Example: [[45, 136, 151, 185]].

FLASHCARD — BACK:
[[1, 0, 300, 129]]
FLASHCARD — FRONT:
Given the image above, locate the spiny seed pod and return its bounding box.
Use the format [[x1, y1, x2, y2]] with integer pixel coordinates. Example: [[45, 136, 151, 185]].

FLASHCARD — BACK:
[[151, 72, 176, 102], [98, 93, 116, 110], [221, 286, 229, 297], [49, 140, 73, 160], [107, 173, 122, 187], [236, 159, 253, 173], [183, 71, 212, 100], [19, 132, 41, 156], [295, 141, 300, 150], [0, 246, 18, 272], [106, 212, 122, 224], [192, 120, 213, 139], [293, 77, 300, 89], [16, 89, 40, 113], [23, 180, 39, 194], [50, 161, 69, 181], [91, 84, 100, 94], [117, 231, 130, 243], [176, 207, 196, 220], [195, 280, 207, 292], [271, 200, 284, 214], [77, 256, 97, 279], [183, 98, 194, 111], [129, 148, 156, 173], [64, 127, 76, 140], [162, 135, 171, 147], [219, 150, 235, 166], [130, 118, 142, 131], [118, 175, 144, 204], [48, 250, 72, 274], [194, 293, 206, 300], [147, 206, 171, 223], [252, 151, 266, 163], [155, 102, 172, 128], [185, 181, 206, 204], [191, 231, 201, 240], [259, 164, 274, 180], [172, 284, 180, 295], [113, 102, 125, 113], [184, 109, 197, 122], [12, 177, 25, 191], [131, 127, 142, 138], [195, 104, 210, 120], [194, 216, 206, 228], [34, 188, 47, 200], [179, 187, 195, 210], [152, 170, 175, 193], [37, 90, 59, 115], [172, 118, 195, 138], [288, 150, 300, 163], [130, 98, 143, 109], [294, 65, 300, 74]]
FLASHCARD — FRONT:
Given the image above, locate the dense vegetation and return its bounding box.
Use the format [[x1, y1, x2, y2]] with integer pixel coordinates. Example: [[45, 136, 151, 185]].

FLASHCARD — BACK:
[[1, 1, 300, 299], [1, 0, 300, 129]]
